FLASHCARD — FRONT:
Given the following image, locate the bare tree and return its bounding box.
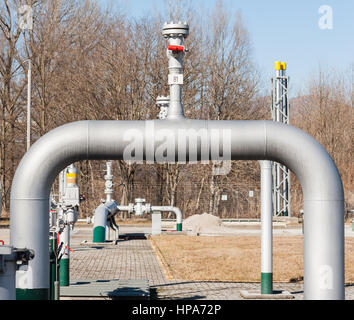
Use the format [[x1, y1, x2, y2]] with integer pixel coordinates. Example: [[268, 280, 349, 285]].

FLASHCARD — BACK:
[[0, 0, 30, 212], [291, 67, 354, 214]]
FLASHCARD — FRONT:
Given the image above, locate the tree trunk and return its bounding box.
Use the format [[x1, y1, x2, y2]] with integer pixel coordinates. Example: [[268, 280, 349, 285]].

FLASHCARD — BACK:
[[195, 177, 205, 213], [208, 165, 216, 215]]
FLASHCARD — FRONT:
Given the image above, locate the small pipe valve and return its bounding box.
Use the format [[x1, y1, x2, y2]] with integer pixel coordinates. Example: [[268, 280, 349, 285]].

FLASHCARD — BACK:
[[168, 45, 185, 52]]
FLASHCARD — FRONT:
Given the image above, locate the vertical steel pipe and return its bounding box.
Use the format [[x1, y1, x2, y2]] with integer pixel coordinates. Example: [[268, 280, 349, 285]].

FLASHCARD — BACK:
[[259, 160, 273, 294], [162, 22, 189, 119]]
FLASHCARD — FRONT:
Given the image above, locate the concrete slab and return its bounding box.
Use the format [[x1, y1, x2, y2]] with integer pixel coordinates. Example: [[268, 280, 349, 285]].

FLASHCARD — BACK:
[[240, 290, 295, 300], [60, 279, 150, 300], [80, 240, 119, 246], [162, 231, 189, 235]]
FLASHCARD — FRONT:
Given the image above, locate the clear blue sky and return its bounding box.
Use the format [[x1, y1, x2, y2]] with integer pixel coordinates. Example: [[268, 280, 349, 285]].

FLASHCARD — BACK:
[[100, 0, 354, 96]]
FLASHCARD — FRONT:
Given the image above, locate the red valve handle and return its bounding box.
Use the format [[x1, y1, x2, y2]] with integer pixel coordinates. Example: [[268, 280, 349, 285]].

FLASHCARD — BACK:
[[0, 240, 4, 245], [168, 45, 184, 52], [65, 245, 74, 253]]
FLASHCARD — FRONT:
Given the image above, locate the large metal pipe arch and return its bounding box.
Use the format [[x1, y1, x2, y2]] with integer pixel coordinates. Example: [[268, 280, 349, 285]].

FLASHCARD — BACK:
[[10, 119, 344, 299]]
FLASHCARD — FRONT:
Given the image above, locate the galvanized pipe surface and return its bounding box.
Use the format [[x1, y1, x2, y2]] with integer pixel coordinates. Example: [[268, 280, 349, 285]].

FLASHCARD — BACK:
[[116, 205, 132, 212], [163, 22, 188, 120], [104, 161, 113, 202], [10, 119, 344, 299]]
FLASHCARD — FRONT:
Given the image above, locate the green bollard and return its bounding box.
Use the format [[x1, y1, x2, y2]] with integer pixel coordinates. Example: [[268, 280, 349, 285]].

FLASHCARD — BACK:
[[59, 258, 69, 286], [261, 273, 273, 294], [93, 226, 106, 243]]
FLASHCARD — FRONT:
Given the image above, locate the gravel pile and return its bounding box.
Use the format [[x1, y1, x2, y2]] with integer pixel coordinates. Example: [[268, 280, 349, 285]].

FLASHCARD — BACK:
[[182, 213, 236, 234]]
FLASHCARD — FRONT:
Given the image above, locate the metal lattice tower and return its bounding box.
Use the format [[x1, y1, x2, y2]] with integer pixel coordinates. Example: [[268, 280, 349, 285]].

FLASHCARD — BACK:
[[271, 61, 291, 217]]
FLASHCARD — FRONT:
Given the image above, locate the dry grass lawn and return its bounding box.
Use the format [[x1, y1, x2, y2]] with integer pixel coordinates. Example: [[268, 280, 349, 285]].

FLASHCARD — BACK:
[[114, 218, 151, 225], [150, 235, 354, 283]]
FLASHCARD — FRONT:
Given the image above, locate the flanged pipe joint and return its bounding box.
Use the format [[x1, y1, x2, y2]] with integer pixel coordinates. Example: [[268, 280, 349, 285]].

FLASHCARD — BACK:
[[156, 96, 170, 120], [134, 198, 151, 216], [162, 21, 189, 38]]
